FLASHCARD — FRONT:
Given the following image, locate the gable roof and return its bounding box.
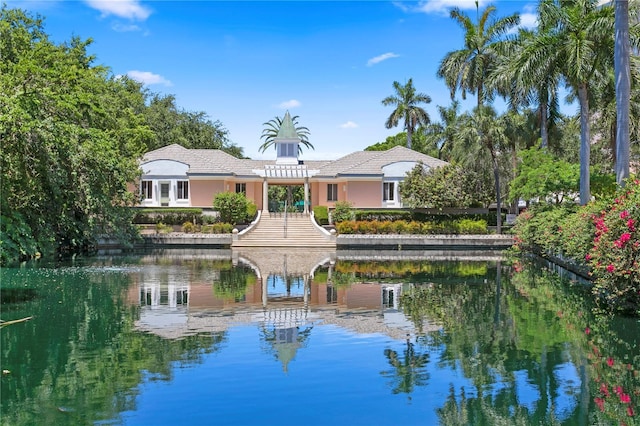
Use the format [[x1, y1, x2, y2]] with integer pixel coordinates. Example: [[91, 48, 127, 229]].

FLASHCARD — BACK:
[[141, 144, 447, 178]]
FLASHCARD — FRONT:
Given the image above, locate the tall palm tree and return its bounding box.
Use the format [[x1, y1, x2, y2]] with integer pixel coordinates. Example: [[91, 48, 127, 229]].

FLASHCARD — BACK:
[[437, 4, 520, 108], [259, 113, 313, 154], [424, 101, 460, 161], [492, 27, 561, 149], [534, 0, 614, 205], [381, 78, 432, 150]]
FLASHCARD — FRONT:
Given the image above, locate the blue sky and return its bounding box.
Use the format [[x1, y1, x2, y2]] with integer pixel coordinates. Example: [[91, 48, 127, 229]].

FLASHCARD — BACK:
[[11, 0, 549, 160]]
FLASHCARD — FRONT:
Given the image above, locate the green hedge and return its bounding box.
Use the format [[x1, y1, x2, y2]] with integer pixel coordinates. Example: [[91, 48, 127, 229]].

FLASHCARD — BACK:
[[313, 206, 329, 225], [335, 219, 487, 235], [133, 208, 204, 225], [352, 209, 503, 226]]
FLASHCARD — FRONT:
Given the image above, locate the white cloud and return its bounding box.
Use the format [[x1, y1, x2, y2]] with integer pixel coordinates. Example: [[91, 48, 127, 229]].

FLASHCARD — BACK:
[[278, 99, 301, 109], [340, 121, 358, 129], [126, 70, 172, 86], [518, 5, 538, 30], [84, 0, 151, 20], [112, 23, 142, 32], [401, 0, 489, 16], [367, 52, 400, 67]]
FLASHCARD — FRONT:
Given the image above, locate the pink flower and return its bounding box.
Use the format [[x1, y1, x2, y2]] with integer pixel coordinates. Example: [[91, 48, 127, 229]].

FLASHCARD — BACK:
[[586, 253, 592, 261], [615, 385, 623, 395], [621, 233, 632, 243], [628, 219, 636, 231], [607, 357, 615, 367], [607, 264, 615, 273], [600, 383, 610, 396], [585, 327, 591, 335], [621, 393, 631, 404], [595, 397, 605, 412], [621, 210, 630, 219], [628, 406, 635, 417]]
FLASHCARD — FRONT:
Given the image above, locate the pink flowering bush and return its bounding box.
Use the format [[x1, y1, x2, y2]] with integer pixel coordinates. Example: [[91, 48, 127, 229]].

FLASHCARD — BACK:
[[588, 180, 640, 314]]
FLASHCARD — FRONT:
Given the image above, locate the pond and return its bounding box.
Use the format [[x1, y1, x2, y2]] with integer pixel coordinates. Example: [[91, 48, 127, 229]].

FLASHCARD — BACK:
[[1, 248, 639, 425]]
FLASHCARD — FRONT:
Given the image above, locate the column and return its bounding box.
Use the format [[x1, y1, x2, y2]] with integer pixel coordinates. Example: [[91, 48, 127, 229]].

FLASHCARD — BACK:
[[303, 177, 309, 214], [262, 178, 268, 213]]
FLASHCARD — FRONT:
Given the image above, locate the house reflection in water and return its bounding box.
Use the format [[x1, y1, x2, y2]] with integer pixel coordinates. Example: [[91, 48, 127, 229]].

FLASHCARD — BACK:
[[129, 248, 434, 371]]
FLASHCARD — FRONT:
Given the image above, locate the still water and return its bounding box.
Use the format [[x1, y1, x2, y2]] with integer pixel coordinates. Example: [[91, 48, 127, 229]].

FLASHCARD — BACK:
[[1, 248, 639, 426]]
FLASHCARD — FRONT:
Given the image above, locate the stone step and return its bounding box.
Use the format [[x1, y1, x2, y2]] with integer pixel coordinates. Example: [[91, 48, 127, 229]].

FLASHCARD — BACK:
[[233, 214, 335, 248]]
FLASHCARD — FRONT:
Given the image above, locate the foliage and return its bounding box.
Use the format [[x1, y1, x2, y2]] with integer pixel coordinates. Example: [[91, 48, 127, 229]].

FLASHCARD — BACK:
[[313, 206, 329, 225], [588, 179, 640, 314], [155, 223, 173, 234], [142, 93, 243, 157], [133, 208, 204, 225], [331, 201, 354, 223], [182, 221, 197, 233], [259, 112, 313, 154], [201, 223, 234, 234], [509, 148, 579, 204], [355, 210, 412, 222], [400, 163, 478, 208], [213, 192, 250, 225], [0, 7, 150, 263], [381, 78, 431, 149], [335, 219, 487, 235]]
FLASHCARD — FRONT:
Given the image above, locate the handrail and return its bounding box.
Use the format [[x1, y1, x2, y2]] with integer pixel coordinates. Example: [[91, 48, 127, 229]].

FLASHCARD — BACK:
[[283, 201, 288, 238]]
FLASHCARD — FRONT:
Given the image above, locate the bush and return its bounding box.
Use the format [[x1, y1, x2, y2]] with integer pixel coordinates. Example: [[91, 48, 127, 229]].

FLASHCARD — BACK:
[[246, 202, 258, 222], [588, 179, 640, 314], [182, 221, 197, 233], [455, 219, 487, 234], [213, 192, 250, 225], [313, 206, 329, 225], [332, 201, 354, 223], [133, 208, 203, 225], [201, 223, 234, 234], [155, 223, 173, 234]]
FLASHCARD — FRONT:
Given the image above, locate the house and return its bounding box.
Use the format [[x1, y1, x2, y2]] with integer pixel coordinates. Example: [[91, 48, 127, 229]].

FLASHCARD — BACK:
[[138, 112, 448, 212]]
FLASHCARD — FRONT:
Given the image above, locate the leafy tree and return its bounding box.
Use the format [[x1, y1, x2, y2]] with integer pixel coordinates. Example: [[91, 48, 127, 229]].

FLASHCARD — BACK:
[[400, 163, 476, 209], [143, 93, 243, 157], [437, 4, 519, 108], [509, 148, 579, 204], [0, 7, 151, 262], [381, 78, 431, 149], [365, 128, 433, 156], [259, 112, 313, 154]]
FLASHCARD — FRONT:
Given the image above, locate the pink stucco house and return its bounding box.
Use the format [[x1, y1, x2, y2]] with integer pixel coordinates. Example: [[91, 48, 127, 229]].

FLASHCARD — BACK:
[[138, 112, 448, 212]]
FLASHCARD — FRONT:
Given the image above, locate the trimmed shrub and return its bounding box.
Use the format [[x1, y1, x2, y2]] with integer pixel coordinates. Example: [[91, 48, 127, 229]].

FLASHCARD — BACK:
[[201, 223, 234, 234], [155, 223, 173, 234], [313, 206, 329, 225], [133, 208, 203, 225], [182, 221, 197, 233], [213, 192, 249, 225], [332, 201, 354, 223]]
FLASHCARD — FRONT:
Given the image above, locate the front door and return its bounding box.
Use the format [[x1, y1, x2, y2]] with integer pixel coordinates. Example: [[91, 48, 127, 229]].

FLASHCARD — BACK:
[[160, 182, 170, 206]]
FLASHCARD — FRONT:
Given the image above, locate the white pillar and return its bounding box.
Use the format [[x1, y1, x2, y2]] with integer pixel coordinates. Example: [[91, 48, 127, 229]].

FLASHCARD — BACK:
[[262, 178, 268, 213], [304, 178, 309, 214]]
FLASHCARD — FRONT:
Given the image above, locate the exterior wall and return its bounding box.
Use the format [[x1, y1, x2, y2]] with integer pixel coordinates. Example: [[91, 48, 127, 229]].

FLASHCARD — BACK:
[[190, 180, 225, 207], [247, 181, 263, 210], [344, 180, 382, 208]]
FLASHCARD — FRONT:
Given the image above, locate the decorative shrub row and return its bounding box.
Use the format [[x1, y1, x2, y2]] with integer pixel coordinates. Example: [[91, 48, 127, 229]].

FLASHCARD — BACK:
[[313, 206, 329, 225], [351, 210, 503, 226], [181, 222, 234, 234], [335, 219, 487, 235], [133, 208, 208, 225]]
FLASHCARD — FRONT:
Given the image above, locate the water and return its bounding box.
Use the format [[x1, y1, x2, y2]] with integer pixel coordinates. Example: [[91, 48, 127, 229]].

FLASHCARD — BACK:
[[1, 249, 639, 425]]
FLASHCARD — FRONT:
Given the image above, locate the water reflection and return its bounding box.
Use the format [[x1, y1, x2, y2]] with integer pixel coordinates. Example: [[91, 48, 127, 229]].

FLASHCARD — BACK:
[[2, 249, 639, 426]]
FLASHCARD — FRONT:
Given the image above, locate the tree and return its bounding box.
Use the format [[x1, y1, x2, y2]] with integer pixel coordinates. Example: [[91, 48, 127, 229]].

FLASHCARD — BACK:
[[0, 7, 151, 261], [259, 112, 313, 154], [456, 107, 508, 233], [400, 163, 476, 208], [535, 0, 615, 205], [437, 4, 519, 108], [381, 78, 431, 149], [213, 192, 251, 225], [423, 101, 460, 161]]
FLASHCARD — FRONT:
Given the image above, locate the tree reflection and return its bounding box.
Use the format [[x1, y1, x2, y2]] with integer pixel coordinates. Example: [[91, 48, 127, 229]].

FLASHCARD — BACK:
[[381, 337, 430, 395]]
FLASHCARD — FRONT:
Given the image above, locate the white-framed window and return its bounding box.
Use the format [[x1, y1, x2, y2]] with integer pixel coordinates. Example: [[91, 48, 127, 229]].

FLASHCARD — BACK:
[[327, 183, 338, 202], [141, 180, 153, 200], [383, 182, 395, 201], [177, 181, 189, 200], [278, 143, 296, 157], [235, 183, 246, 194]]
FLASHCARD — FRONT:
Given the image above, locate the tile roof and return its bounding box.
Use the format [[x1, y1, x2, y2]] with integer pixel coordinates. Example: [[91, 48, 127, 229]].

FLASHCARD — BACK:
[[141, 144, 446, 178]]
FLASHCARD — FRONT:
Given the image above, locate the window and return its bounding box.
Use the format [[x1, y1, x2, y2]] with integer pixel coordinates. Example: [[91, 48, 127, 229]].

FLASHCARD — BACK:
[[278, 143, 296, 157], [327, 184, 338, 201], [141, 181, 153, 199], [177, 181, 189, 200], [383, 182, 395, 201], [235, 183, 246, 194]]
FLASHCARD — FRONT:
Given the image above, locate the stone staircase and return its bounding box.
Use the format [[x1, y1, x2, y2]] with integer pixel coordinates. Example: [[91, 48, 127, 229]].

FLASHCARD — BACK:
[[233, 212, 336, 248]]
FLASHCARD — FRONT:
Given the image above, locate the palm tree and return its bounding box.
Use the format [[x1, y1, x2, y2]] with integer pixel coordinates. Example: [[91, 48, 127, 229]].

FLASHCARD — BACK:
[[534, 0, 614, 205], [456, 106, 508, 234], [424, 101, 460, 161], [259, 113, 313, 154], [381, 78, 431, 149], [437, 4, 520, 108]]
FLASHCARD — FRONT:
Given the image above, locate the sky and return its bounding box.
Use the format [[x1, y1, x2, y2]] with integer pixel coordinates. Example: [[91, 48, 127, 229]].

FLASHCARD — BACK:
[[9, 0, 554, 160]]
